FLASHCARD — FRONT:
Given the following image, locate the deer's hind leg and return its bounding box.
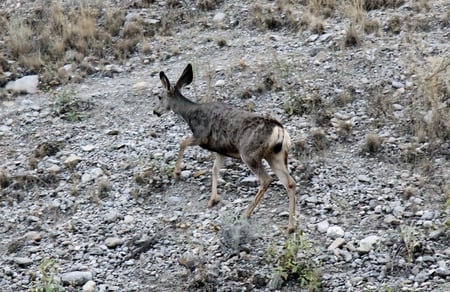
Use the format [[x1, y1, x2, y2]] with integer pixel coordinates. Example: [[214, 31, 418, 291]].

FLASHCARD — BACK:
[[242, 157, 273, 219], [267, 152, 297, 233]]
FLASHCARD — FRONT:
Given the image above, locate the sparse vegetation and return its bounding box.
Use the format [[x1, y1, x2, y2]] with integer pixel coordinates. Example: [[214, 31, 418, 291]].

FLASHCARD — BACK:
[[362, 132, 383, 153], [220, 213, 255, 251], [31, 258, 64, 292], [267, 232, 321, 290]]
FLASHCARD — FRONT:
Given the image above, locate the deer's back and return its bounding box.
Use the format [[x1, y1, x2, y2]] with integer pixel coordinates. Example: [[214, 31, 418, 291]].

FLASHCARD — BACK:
[[184, 102, 283, 158]]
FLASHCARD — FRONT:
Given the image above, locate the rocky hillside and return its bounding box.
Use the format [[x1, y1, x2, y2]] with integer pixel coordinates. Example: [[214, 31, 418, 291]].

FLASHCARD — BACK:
[[0, 0, 449, 291]]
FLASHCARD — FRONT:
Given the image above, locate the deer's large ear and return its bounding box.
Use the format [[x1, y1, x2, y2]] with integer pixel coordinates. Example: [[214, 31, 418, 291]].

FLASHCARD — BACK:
[[175, 64, 193, 90], [160, 71, 171, 91]]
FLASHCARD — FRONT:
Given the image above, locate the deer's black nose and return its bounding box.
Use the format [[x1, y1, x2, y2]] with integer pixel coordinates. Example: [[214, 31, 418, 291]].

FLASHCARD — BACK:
[[153, 110, 161, 117]]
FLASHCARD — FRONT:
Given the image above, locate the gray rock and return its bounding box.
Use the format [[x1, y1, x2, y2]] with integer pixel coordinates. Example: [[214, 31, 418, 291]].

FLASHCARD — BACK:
[[104, 210, 121, 223], [384, 214, 401, 225], [421, 210, 434, 220], [414, 270, 431, 283], [357, 175, 370, 183], [13, 257, 33, 266], [5, 75, 39, 94], [436, 267, 450, 277], [317, 220, 329, 233], [60, 271, 93, 286]]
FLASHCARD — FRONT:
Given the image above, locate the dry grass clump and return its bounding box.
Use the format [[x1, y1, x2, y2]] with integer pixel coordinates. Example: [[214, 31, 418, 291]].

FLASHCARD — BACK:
[[363, 17, 380, 34], [4, 3, 127, 84], [362, 133, 383, 153], [408, 57, 450, 143], [307, 0, 337, 18], [386, 14, 403, 34], [310, 128, 329, 151], [0, 170, 11, 189], [342, 24, 361, 48], [363, 0, 405, 11], [250, 2, 310, 32], [196, 0, 223, 11]]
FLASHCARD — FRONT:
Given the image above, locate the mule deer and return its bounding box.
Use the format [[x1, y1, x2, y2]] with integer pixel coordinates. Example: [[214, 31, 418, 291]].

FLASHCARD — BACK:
[[154, 64, 297, 233]]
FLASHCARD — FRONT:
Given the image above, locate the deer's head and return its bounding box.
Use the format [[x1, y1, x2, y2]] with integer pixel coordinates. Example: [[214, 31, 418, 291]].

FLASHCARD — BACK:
[[153, 64, 193, 117]]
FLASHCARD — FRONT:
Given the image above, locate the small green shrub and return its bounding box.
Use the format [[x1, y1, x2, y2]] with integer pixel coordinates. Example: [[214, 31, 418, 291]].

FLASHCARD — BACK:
[[267, 231, 321, 290], [31, 258, 64, 292]]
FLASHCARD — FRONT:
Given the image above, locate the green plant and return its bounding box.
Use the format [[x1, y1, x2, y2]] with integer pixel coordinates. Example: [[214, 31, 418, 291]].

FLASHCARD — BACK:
[[268, 231, 321, 290], [399, 225, 421, 262], [54, 89, 87, 122], [31, 258, 64, 292]]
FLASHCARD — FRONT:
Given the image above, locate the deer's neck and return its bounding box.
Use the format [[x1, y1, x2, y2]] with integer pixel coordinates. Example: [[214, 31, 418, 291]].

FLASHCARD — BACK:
[[170, 91, 197, 119]]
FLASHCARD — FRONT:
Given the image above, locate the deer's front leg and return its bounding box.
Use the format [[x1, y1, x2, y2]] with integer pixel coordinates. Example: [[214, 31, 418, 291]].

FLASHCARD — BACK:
[[174, 136, 202, 178], [209, 153, 224, 207]]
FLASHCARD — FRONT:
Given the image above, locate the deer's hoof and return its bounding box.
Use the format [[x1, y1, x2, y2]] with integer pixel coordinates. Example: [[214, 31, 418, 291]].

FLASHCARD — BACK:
[[173, 170, 181, 179], [287, 224, 296, 234], [208, 197, 219, 207]]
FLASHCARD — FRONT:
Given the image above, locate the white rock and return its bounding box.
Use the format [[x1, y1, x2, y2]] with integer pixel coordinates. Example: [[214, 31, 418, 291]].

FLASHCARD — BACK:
[[124, 215, 134, 224], [213, 12, 226, 23], [81, 144, 96, 152], [327, 226, 345, 239], [132, 81, 150, 90], [328, 237, 346, 251], [105, 237, 123, 248], [391, 80, 405, 88], [215, 80, 226, 87], [357, 235, 379, 253], [64, 154, 82, 166], [5, 75, 39, 94], [82, 280, 96, 292], [180, 170, 192, 178], [47, 164, 62, 173], [241, 176, 258, 183]]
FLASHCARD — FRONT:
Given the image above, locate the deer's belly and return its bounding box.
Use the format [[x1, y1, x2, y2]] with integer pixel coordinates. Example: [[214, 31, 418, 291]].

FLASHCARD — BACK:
[[200, 144, 241, 159]]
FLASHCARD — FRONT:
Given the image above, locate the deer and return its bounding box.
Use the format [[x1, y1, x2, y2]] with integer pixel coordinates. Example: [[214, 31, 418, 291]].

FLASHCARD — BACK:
[[153, 64, 297, 233]]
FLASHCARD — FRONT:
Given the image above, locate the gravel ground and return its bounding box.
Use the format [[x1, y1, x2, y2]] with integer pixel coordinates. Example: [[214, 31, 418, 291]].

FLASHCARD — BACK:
[[1, 0, 449, 291]]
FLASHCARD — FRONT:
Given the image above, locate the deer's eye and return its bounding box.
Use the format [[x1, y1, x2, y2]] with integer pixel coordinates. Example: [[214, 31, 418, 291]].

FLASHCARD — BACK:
[[158, 95, 162, 101]]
